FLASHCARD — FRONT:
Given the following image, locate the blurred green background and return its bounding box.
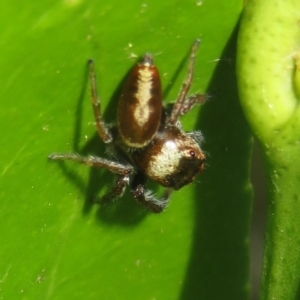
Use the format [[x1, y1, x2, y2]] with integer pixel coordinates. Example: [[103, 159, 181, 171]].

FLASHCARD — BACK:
[[0, 1, 254, 299]]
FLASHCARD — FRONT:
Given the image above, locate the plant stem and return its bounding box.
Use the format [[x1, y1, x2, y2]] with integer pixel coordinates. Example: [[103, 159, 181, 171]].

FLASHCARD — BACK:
[[237, 0, 300, 298]]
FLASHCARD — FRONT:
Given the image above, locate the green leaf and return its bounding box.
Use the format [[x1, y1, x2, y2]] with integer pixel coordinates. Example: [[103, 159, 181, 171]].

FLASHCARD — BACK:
[[237, 0, 300, 299], [0, 1, 251, 299]]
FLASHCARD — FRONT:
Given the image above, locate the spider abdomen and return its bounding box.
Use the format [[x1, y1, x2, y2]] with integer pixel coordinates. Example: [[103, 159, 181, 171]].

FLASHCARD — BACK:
[[117, 54, 162, 148]]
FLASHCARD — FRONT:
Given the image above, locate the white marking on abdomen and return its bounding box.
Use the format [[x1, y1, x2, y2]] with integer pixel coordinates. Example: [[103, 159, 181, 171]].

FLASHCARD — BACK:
[[134, 68, 153, 127]]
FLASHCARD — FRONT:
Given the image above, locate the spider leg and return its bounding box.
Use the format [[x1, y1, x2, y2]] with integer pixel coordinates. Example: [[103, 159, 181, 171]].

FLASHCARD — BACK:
[[94, 174, 130, 204], [48, 153, 133, 175], [178, 93, 206, 116], [130, 172, 172, 213], [169, 39, 200, 124], [132, 185, 172, 213], [88, 59, 112, 143], [49, 153, 134, 203]]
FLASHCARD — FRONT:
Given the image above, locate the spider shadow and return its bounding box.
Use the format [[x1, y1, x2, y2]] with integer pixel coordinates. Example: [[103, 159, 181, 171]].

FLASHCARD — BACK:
[[179, 22, 253, 299], [53, 59, 148, 226], [163, 47, 191, 100]]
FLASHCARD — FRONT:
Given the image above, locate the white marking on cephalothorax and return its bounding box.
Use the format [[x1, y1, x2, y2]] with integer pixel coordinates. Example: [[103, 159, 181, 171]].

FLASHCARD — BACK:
[[147, 140, 183, 178], [134, 67, 153, 127]]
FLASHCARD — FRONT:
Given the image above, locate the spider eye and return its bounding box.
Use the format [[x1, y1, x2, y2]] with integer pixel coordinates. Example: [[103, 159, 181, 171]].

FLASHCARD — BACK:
[[189, 150, 195, 158]]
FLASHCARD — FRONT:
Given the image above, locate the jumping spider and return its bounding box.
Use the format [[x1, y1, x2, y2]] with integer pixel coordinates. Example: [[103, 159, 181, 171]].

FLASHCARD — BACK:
[[49, 39, 206, 213]]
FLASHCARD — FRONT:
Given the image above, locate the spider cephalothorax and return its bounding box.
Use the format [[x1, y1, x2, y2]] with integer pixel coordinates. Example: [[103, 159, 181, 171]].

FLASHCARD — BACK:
[[49, 40, 206, 213]]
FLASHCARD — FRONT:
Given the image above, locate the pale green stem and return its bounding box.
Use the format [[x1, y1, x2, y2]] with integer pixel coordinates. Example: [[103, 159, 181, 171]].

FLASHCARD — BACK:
[[237, 0, 300, 299]]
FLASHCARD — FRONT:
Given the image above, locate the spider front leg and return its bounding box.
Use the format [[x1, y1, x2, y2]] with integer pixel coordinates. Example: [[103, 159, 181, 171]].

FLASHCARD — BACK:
[[94, 174, 130, 204], [131, 173, 172, 213], [132, 185, 172, 213]]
